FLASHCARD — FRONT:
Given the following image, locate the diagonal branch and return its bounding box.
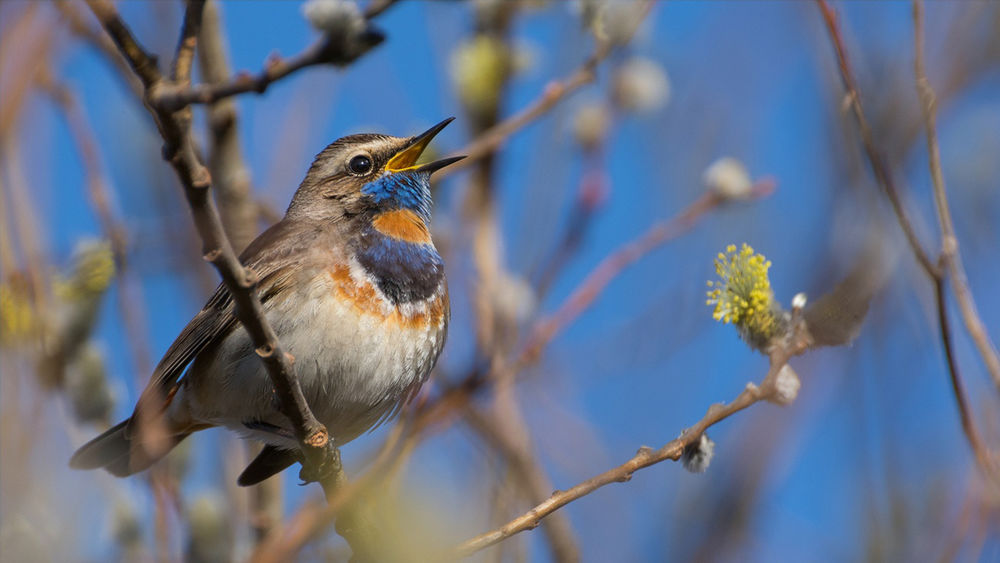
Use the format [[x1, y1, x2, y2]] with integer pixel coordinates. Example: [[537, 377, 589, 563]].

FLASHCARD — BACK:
[[441, 1, 654, 179], [454, 323, 814, 556], [912, 0, 1000, 392], [522, 182, 775, 365], [933, 272, 998, 483], [83, 0, 333, 475], [814, 0, 939, 278]]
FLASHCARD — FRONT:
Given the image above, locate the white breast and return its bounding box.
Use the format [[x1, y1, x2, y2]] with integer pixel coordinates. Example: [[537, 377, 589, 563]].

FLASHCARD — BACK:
[[182, 257, 448, 448]]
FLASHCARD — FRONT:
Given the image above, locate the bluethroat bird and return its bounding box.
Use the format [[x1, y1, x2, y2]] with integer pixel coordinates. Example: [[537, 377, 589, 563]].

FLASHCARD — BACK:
[[70, 118, 463, 486]]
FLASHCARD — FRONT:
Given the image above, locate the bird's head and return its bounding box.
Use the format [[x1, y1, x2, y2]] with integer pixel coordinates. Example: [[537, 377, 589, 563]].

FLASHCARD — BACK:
[[288, 118, 463, 232]]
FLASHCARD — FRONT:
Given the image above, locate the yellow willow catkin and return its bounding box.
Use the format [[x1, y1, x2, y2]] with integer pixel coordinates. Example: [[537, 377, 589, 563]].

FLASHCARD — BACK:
[[706, 243, 780, 349]]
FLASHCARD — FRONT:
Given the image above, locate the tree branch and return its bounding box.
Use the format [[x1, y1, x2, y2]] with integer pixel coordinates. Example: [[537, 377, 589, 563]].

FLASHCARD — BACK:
[[149, 4, 388, 113], [814, 0, 939, 278], [912, 0, 1000, 392], [816, 0, 998, 484], [454, 322, 813, 556], [83, 0, 333, 479], [441, 1, 654, 179], [522, 182, 775, 365]]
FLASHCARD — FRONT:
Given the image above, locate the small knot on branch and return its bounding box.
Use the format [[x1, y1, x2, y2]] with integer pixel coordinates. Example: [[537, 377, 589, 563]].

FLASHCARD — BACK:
[[305, 427, 329, 448], [202, 248, 222, 262], [243, 267, 260, 287], [191, 167, 211, 189]]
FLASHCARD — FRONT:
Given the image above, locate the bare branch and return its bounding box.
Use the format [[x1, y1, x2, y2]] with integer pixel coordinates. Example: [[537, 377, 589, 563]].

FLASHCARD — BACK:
[[197, 0, 258, 251], [442, 1, 654, 178], [454, 324, 814, 556], [54, 1, 144, 100], [442, 54, 602, 178], [933, 271, 999, 483], [912, 0, 1000, 392], [814, 0, 939, 278], [816, 0, 998, 484], [149, 7, 387, 113], [522, 182, 775, 365], [83, 0, 332, 476]]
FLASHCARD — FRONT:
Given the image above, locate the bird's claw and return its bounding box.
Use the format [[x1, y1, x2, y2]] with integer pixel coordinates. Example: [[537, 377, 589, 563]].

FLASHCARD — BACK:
[[297, 441, 343, 486]]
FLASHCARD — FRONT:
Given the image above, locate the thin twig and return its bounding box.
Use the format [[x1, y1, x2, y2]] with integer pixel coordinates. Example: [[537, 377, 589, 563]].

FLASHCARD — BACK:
[[443, 48, 606, 179], [933, 274, 998, 483], [55, 0, 145, 101], [522, 183, 774, 365], [454, 325, 814, 556], [912, 0, 1000, 392], [815, 0, 939, 278], [149, 7, 387, 113], [816, 0, 998, 483], [442, 1, 654, 178]]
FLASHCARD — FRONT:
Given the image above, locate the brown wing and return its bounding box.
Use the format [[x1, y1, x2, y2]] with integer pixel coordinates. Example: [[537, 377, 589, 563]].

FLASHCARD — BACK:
[[133, 218, 311, 416]]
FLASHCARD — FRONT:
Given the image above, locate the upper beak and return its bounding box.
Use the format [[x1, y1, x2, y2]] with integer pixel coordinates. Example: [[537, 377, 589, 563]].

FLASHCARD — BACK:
[[384, 117, 465, 174]]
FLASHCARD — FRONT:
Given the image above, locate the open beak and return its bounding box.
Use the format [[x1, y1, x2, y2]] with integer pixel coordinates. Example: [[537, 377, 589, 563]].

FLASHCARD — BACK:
[[384, 117, 466, 174]]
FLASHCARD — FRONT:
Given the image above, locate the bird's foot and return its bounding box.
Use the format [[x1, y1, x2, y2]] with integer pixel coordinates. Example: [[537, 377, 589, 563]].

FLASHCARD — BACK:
[[298, 441, 344, 488]]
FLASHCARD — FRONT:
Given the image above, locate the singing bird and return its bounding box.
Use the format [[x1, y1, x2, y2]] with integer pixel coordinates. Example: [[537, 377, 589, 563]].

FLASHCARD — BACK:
[[71, 118, 463, 486]]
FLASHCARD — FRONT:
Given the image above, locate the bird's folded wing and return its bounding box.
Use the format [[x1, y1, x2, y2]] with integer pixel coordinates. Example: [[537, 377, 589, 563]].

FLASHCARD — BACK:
[[134, 219, 306, 415]]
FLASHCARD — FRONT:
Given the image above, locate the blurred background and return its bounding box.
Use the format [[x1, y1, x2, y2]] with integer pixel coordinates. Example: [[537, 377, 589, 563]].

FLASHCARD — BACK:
[[1, 1, 998, 561]]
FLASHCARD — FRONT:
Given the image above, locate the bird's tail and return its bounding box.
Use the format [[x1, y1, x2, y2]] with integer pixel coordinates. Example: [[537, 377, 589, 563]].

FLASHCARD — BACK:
[[70, 418, 189, 477]]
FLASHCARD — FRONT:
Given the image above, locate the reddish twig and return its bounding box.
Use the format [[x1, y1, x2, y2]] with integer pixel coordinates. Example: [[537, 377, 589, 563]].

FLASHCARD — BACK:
[[933, 271, 998, 482], [815, 0, 939, 278], [522, 182, 775, 364]]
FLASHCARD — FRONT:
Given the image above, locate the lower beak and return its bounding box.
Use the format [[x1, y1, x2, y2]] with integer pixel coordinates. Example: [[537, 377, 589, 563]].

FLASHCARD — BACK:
[[385, 117, 461, 173], [412, 155, 466, 174]]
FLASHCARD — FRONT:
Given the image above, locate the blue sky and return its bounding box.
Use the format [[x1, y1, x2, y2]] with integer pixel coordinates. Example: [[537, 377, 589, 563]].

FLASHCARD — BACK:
[[11, 1, 1000, 560]]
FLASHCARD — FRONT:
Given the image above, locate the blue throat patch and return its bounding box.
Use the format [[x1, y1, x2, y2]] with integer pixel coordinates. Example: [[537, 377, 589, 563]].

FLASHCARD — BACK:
[[357, 171, 443, 303], [360, 171, 433, 222]]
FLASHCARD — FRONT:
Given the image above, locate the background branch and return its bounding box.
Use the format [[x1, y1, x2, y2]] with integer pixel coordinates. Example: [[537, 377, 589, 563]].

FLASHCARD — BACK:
[[911, 0, 1000, 392], [816, 0, 998, 484]]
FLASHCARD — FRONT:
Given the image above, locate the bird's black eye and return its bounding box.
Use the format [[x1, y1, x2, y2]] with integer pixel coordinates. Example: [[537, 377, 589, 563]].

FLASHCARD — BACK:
[[348, 154, 373, 175]]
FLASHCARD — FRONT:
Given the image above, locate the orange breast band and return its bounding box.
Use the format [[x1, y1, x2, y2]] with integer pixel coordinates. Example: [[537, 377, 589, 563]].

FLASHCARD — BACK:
[[371, 209, 432, 244]]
